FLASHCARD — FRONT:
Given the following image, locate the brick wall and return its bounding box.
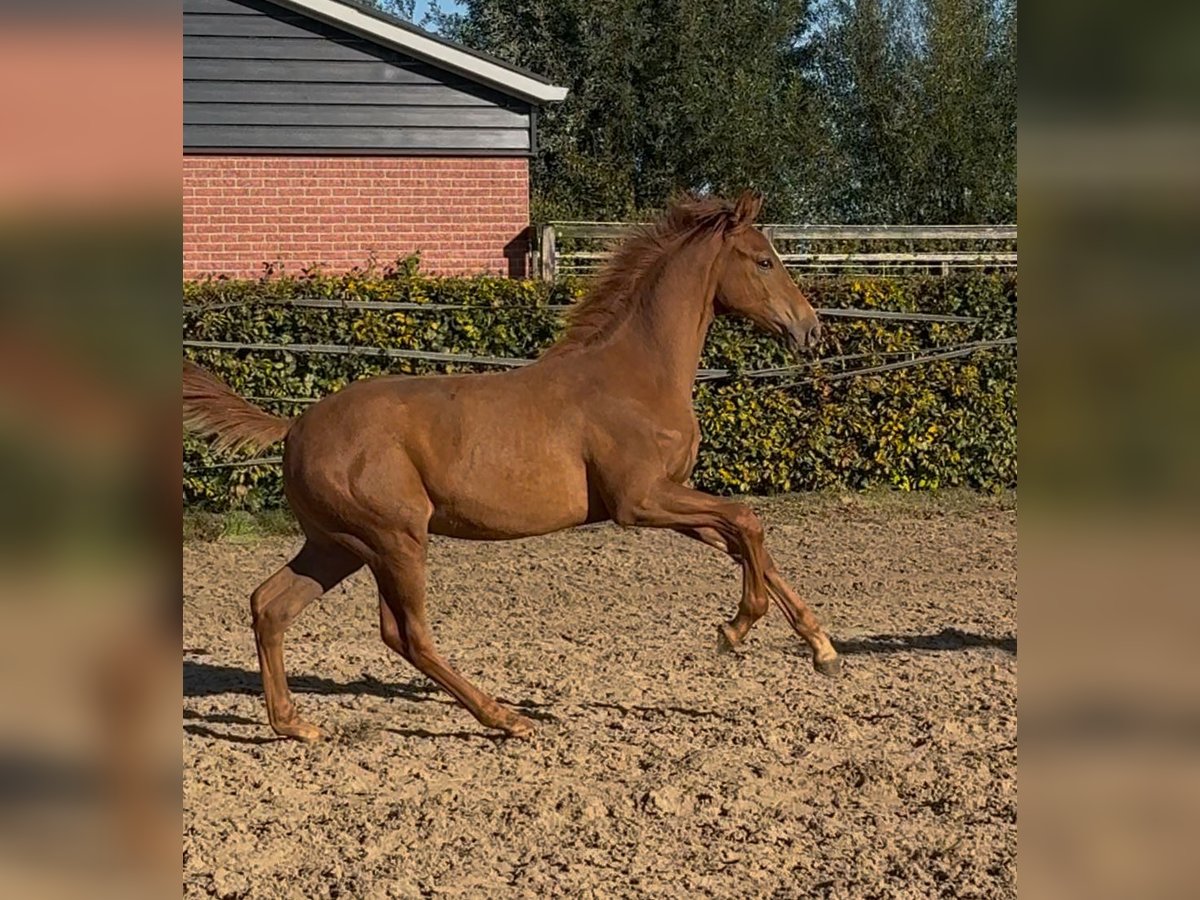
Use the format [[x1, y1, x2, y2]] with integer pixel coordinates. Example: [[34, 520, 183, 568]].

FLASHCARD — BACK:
[[182, 156, 531, 278]]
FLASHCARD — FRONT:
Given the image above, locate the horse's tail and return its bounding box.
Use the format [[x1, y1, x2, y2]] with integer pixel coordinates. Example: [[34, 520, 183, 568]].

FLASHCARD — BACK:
[[182, 360, 293, 455]]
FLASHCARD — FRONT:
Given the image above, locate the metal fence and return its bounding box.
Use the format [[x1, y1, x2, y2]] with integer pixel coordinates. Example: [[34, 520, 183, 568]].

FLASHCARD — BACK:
[[181, 297, 1011, 395], [537, 222, 1017, 280], [183, 293, 1015, 474]]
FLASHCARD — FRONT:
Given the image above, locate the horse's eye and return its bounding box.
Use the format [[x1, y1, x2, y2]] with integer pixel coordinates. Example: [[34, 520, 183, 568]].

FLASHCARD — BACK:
[[757, 258, 773, 270]]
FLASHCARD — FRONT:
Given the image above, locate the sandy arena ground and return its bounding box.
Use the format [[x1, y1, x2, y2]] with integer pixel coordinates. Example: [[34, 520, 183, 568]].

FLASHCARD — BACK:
[[183, 494, 1016, 899]]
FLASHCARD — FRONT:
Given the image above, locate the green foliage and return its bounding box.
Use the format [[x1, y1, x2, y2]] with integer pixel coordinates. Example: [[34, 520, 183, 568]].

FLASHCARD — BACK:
[[432, 0, 1016, 224], [809, 0, 1017, 222], [183, 269, 1015, 510], [360, 1, 417, 22], [693, 274, 1016, 494], [435, 0, 817, 220]]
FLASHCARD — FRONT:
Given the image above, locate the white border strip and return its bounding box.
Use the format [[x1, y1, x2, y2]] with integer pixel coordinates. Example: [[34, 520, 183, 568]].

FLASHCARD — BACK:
[[271, 0, 569, 103]]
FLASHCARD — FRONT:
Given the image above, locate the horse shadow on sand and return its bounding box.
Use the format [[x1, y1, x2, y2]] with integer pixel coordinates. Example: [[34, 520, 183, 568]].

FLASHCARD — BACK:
[[184, 659, 449, 704], [184, 627, 1012, 743], [182, 659, 558, 744], [831, 626, 1016, 656]]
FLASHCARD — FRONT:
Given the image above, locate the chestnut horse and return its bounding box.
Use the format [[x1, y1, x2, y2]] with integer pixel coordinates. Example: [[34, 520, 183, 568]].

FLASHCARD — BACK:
[[183, 192, 840, 742]]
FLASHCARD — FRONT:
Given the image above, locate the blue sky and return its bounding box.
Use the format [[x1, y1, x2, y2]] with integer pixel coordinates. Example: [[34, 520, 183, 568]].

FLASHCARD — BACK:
[[411, 0, 464, 30]]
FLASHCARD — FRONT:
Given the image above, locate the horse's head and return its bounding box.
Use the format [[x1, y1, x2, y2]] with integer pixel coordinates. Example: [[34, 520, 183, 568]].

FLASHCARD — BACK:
[[713, 191, 821, 353]]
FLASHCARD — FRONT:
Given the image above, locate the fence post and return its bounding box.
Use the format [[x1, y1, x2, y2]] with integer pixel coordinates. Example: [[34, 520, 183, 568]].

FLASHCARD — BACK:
[[539, 224, 557, 282]]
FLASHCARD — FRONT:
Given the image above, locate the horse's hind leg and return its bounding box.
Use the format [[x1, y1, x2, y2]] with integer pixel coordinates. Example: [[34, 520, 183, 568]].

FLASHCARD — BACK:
[[250, 540, 362, 741], [372, 535, 536, 738]]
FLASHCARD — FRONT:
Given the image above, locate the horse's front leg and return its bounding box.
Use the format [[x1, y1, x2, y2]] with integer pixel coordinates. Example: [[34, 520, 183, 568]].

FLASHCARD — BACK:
[[673, 525, 765, 649], [604, 478, 838, 674], [676, 524, 841, 675], [608, 481, 769, 642]]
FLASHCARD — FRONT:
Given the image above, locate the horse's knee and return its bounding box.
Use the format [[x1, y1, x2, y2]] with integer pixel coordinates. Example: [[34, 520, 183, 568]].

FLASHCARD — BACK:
[[729, 505, 764, 544]]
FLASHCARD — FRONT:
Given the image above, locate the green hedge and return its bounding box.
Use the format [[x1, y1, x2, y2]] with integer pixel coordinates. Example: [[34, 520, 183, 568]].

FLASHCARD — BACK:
[[183, 266, 1015, 510]]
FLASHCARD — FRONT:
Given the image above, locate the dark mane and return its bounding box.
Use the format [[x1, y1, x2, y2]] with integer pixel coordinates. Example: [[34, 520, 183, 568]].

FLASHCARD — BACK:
[[542, 194, 737, 358]]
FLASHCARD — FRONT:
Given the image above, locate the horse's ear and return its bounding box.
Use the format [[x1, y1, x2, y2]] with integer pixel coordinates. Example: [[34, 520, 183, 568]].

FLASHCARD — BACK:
[[729, 191, 765, 233]]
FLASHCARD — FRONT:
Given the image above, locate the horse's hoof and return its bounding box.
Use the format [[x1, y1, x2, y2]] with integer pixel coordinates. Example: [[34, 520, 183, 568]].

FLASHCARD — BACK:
[[273, 719, 324, 742], [500, 713, 537, 739], [814, 656, 843, 677], [716, 623, 744, 654]]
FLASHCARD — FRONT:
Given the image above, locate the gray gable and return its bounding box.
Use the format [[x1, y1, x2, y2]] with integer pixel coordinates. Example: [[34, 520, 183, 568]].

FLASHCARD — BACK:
[[184, 0, 548, 154]]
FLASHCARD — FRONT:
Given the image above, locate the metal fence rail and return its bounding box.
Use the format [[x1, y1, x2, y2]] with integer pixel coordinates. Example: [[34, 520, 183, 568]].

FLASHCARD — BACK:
[[183, 298, 1006, 389], [183, 335, 1016, 473], [182, 296, 981, 324], [182, 335, 1015, 395], [538, 222, 1017, 280]]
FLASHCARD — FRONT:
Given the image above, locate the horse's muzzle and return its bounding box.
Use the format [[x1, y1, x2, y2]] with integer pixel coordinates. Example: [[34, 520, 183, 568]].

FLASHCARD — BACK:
[[786, 317, 822, 354]]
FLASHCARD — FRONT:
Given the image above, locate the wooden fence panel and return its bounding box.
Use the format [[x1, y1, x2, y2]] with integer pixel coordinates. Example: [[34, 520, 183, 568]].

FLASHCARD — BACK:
[[537, 222, 1017, 279]]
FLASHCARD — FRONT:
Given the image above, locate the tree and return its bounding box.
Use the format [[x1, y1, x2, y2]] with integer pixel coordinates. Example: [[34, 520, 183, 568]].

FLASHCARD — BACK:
[[808, 0, 1016, 222], [433, 0, 1016, 223], [364, 0, 416, 20], [806, 0, 920, 221], [436, 0, 821, 221]]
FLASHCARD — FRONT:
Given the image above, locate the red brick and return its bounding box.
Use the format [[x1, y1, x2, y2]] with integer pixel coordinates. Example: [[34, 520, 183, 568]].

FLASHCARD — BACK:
[[184, 154, 530, 278]]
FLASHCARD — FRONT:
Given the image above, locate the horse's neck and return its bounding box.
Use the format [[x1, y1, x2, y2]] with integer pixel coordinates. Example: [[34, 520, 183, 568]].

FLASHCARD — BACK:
[[605, 237, 721, 399]]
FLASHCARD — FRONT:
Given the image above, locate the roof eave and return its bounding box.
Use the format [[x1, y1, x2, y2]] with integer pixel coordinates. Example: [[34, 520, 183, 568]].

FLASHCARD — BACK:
[[269, 0, 569, 105]]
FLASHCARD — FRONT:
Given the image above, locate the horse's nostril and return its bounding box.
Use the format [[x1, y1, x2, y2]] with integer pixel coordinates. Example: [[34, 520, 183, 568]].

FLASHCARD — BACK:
[[808, 322, 822, 348]]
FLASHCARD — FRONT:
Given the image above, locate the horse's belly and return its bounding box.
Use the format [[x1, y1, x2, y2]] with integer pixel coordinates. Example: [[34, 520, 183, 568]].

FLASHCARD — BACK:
[[424, 456, 592, 540]]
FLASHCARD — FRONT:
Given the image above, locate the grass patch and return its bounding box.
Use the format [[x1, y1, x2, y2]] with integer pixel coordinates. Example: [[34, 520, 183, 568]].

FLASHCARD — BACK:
[[183, 508, 300, 543]]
